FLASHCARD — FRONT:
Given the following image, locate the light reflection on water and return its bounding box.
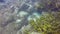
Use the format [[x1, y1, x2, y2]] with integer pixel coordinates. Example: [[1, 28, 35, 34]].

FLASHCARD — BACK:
[[15, 0, 42, 30], [27, 12, 40, 21]]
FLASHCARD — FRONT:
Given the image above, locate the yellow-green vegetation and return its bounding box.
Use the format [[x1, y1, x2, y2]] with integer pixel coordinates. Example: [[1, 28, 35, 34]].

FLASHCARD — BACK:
[[24, 30, 30, 34], [24, 12, 60, 34], [30, 13, 54, 34]]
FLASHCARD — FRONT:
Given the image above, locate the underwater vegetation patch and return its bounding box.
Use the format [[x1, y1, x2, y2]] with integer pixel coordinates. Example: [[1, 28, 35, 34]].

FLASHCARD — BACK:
[[21, 12, 60, 34], [17, 0, 60, 34], [0, 0, 60, 34]]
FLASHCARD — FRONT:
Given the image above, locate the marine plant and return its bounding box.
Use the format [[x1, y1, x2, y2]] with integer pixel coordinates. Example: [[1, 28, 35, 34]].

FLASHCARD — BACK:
[[23, 12, 60, 34]]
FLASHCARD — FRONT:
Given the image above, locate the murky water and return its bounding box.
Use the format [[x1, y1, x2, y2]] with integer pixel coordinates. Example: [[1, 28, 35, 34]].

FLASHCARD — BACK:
[[0, 0, 41, 34], [0, 0, 59, 34]]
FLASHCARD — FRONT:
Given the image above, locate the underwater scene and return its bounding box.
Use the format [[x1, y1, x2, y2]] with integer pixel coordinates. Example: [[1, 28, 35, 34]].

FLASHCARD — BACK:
[[0, 0, 60, 34]]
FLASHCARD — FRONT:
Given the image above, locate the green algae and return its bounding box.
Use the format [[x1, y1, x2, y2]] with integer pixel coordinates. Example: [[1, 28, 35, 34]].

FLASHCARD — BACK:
[[23, 12, 60, 34]]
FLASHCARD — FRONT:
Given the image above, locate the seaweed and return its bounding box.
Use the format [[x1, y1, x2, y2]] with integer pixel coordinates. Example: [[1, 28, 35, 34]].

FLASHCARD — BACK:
[[23, 12, 60, 34]]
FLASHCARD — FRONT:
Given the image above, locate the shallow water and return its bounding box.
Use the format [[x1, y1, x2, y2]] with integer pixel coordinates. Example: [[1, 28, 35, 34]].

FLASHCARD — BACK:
[[0, 0, 59, 34], [0, 0, 41, 34]]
